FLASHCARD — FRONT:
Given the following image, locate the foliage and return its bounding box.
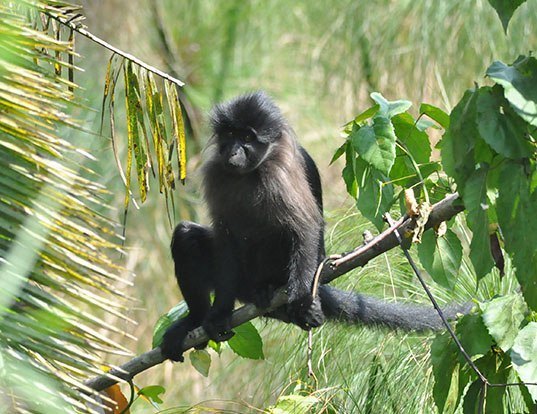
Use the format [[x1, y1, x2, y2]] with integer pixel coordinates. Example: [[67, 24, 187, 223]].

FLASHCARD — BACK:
[[0, 0, 188, 412], [336, 52, 537, 412], [0, 1, 128, 411]]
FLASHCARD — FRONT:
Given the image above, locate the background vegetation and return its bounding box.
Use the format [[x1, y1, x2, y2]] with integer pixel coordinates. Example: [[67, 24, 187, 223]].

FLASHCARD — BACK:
[[81, 0, 537, 412], [2, 0, 537, 412]]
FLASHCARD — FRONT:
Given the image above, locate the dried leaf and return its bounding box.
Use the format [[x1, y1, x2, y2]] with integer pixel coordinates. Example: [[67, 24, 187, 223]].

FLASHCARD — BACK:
[[165, 81, 187, 182]]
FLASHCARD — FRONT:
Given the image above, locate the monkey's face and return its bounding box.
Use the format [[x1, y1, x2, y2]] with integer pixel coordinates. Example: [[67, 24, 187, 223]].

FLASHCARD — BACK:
[[215, 127, 271, 174]]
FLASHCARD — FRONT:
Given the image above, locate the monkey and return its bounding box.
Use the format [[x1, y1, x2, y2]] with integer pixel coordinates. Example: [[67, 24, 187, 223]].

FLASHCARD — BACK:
[[160, 91, 469, 362]]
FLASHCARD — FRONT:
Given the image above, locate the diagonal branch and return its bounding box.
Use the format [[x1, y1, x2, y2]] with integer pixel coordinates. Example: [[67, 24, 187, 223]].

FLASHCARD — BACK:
[[43, 11, 185, 88], [84, 192, 463, 392]]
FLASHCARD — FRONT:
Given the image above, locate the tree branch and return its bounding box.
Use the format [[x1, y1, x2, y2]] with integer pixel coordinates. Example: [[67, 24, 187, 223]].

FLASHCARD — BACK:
[[43, 11, 185, 87], [84, 192, 463, 392]]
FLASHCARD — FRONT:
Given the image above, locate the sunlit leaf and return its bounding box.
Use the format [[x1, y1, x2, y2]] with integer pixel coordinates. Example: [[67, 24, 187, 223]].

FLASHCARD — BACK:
[[228, 321, 264, 360], [480, 294, 526, 351], [189, 349, 211, 377], [486, 56, 537, 126], [511, 322, 537, 402]]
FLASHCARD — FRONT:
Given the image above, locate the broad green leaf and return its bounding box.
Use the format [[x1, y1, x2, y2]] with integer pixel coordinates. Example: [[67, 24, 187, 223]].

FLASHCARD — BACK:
[[189, 349, 211, 377], [486, 56, 537, 126], [355, 159, 395, 231], [370, 92, 412, 118], [441, 89, 480, 190], [455, 314, 495, 360], [476, 86, 532, 159], [431, 332, 460, 413], [511, 323, 537, 401], [487, 0, 526, 33], [464, 168, 494, 279], [228, 321, 264, 360], [152, 301, 189, 348], [419, 103, 450, 129], [138, 385, 166, 404], [392, 113, 431, 164], [480, 294, 526, 351], [418, 229, 462, 289], [350, 116, 396, 175], [497, 162, 537, 310]]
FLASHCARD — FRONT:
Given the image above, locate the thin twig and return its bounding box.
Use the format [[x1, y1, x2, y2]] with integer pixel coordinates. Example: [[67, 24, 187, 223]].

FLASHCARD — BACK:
[[307, 259, 328, 379], [43, 11, 185, 87]]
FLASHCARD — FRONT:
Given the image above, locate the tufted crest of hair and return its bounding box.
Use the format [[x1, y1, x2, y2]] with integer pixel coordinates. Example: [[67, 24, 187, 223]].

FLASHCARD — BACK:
[[210, 91, 286, 143]]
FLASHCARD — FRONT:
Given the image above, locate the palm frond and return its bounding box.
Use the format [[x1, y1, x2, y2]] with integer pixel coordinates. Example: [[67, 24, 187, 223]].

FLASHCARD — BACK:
[[0, 2, 131, 411]]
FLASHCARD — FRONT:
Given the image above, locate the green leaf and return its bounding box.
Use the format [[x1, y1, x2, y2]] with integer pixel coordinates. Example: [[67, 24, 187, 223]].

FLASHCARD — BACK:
[[228, 321, 264, 360], [138, 385, 166, 404], [431, 332, 460, 413], [511, 322, 537, 401], [152, 301, 189, 348], [392, 113, 431, 164], [463, 380, 483, 414], [441, 89, 480, 190], [370, 92, 412, 118], [476, 86, 532, 159], [353, 104, 380, 124], [189, 349, 211, 377], [418, 229, 462, 289], [497, 162, 537, 310], [330, 141, 347, 165], [419, 103, 450, 129], [464, 168, 494, 279], [480, 294, 527, 351], [486, 56, 537, 126], [355, 159, 395, 231], [455, 314, 495, 360], [350, 117, 396, 176], [341, 143, 357, 198], [486, 0, 526, 33]]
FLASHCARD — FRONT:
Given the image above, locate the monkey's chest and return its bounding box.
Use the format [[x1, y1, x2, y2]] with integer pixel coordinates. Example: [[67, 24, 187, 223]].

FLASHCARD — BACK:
[[232, 231, 293, 293]]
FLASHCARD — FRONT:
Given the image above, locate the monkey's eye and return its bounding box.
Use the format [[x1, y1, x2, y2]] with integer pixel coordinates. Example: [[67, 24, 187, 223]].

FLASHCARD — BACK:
[[226, 131, 234, 139], [243, 133, 255, 143]]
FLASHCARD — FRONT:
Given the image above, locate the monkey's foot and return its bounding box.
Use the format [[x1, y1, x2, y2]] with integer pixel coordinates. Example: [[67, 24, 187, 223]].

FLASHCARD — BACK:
[[161, 320, 192, 362], [288, 295, 325, 330], [203, 315, 235, 342]]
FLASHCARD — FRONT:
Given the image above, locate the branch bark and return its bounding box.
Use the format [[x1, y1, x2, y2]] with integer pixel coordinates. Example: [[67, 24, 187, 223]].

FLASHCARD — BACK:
[[84, 192, 463, 392]]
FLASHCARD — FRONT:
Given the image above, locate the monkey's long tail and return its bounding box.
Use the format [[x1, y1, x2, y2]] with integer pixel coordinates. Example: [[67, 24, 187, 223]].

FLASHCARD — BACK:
[[319, 285, 472, 331]]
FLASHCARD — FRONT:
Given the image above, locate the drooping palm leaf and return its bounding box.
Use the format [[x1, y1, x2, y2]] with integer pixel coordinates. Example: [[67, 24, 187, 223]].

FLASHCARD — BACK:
[[0, 2, 132, 412]]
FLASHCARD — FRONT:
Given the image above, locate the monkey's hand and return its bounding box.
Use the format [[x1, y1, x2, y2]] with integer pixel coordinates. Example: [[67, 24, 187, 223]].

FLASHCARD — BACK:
[[203, 311, 235, 342], [287, 295, 325, 330], [161, 319, 195, 362]]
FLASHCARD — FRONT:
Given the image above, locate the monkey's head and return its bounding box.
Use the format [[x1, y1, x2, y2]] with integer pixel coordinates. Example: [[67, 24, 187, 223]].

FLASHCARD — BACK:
[[209, 91, 288, 174]]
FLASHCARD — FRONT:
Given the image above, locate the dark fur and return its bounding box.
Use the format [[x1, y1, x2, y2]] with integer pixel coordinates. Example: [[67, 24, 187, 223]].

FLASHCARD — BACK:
[[160, 92, 468, 362]]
